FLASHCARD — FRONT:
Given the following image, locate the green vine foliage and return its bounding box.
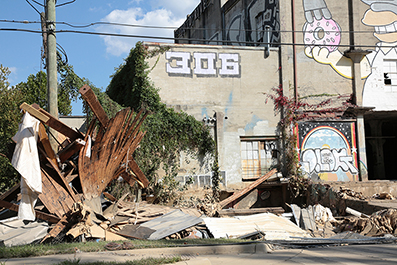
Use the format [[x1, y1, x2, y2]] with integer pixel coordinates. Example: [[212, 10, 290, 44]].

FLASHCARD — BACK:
[[0, 65, 22, 193], [106, 42, 215, 202]]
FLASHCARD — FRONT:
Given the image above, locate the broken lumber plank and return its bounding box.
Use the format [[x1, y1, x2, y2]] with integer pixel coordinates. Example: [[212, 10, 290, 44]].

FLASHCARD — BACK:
[[41, 215, 68, 243], [218, 207, 285, 217], [112, 150, 149, 189], [0, 182, 20, 202], [120, 171, 137, 188], [103, 192, 116, 202], [38, 123, 58, 168], [65, 173, 78, 184], [57, 138, 85, 163], [0, 199, 60, 224], [127, 159, 149, 188], [31, 103, 83, 141], [79, 85, 110, 127], [219, 168, 277, 208], [0, 182, 20, 212], [20, 102, 50, 123], [39, 146, 79, 202], [39, 168, 75, 218]]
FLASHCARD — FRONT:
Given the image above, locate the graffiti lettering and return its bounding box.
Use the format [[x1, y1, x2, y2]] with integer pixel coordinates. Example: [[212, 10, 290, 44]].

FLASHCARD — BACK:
[[226, 0, 280, 46], [165, 51, 240, 77], [301, 148, 358, 175]]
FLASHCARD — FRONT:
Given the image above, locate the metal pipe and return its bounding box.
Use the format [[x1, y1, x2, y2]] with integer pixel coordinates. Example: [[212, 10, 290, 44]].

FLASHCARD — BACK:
[[291, 0, 298, 103]]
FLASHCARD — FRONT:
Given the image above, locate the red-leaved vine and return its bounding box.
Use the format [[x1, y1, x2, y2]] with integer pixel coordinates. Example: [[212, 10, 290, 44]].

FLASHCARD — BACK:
[[265, 84, 355, 200]]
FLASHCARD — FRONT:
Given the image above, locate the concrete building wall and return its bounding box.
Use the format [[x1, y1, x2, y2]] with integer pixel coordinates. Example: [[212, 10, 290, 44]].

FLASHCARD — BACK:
[[145, 42, 280, 187], [168, 0, 397, 183], [293, 0, 397, 181]]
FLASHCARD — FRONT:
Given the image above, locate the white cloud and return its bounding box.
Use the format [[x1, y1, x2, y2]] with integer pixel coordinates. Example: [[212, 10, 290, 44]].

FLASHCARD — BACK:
[[9, 66, 17, 74], [150, 0, 199, 19], [98, 1, 199, 57], [8, 67, 18, 86]]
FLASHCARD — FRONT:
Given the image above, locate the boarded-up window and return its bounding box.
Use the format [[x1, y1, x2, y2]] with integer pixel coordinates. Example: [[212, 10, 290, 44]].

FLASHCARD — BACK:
[[241, 137, 278, 180], [383, 59, 397, 92]]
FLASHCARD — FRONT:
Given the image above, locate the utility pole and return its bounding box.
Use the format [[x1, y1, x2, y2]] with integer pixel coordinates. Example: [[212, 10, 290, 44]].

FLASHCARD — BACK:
[[45, 0, 58, 150]]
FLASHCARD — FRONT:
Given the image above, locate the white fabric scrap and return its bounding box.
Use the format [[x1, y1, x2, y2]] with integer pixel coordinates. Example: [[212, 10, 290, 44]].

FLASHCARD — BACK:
[[11, 112, 41, 221], [314, 204, 336, 223], [85, 135, 91, 158]]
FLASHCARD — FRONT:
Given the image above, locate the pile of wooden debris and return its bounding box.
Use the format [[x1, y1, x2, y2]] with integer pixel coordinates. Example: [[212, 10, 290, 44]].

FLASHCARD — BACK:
[[0, 85, 150, 242], [334, 208, 397, 237], [1, 138, 290, 246], [337, 187, 367, 200]]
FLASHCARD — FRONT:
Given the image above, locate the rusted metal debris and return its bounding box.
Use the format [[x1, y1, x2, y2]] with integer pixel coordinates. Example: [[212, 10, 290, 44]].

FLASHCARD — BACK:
[[0, 85, 149, 242]]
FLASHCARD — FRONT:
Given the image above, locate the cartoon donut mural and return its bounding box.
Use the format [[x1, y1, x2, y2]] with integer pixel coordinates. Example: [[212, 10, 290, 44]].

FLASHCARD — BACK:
[[303, 17, 341, 52], [302, 0, 341, 52]]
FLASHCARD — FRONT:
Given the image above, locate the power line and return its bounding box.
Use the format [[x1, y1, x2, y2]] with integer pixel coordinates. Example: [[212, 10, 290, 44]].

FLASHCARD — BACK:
[[31, 0, 44, 7], [25, 0, 42, 15], [0, 27, 381, 49], [56, 0, 76, 7], [0, 19, 380, 34]]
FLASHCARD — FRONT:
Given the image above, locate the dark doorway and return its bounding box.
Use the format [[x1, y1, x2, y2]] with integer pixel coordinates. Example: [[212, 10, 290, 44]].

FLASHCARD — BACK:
[[365, 112, 397, 180]]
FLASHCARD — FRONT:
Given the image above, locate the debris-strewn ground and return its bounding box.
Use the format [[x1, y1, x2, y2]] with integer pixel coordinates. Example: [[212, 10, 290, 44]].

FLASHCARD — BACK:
[[334, 208, 397, 237]]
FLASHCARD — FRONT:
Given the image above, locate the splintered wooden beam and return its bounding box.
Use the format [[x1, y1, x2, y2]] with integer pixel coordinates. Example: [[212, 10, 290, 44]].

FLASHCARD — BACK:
[[219, 168, 277, 208], [78, 84, 149, 199], [127, 158, 149, 188], [39, 168, 75, 218], [20, 102, 50, 123], [30, 103, 84, 141], [41, 215, 68, 243], [79, 108, 147, 200], [38, 123, 58, 169], [120, 171, 137, 188], [57, 139, 85, 163], [0, 182, 20, 202], [79, 85, 110, 127], [0, 199, 60, 224]]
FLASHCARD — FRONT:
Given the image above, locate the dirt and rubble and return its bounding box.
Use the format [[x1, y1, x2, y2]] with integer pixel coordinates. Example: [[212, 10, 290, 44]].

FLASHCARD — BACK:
[[1, 85, 397, 247]]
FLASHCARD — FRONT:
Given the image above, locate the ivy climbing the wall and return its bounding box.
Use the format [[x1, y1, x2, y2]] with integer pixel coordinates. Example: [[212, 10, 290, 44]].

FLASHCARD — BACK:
[[266, 84, 354, 203], [106, 42, 215, 203]]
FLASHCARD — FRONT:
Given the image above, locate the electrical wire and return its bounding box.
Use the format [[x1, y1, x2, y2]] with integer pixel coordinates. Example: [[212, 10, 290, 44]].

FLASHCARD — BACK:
[[0, 27, 382, 49], [56, 0, 76, 8], [31, 0, 44, 7], [56, 43, 68, 64], [0, 19, 380, 34], [25, 0, 42, 15]]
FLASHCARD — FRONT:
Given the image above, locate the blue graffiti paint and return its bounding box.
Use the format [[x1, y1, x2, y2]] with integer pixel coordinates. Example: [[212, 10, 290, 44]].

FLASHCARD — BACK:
[[201, 107, 208, 118], [244, 115, 262, 132], [225, 92, 233, 117]]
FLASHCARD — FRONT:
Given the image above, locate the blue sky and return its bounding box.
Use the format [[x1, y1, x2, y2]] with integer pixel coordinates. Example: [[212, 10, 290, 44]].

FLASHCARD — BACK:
[[0, 0, 199, 114]]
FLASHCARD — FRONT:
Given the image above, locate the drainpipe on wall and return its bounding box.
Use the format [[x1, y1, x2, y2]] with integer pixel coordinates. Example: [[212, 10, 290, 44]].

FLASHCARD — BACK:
[[221, 4, 226, 45], [264, 25, 271, 58], [291, 0, 298, 103]]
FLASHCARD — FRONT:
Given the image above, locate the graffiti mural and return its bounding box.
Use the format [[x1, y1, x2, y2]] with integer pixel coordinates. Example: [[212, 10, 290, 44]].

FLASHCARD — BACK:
[[302, 0, 397, 111], [297, 122, 358, 181], [226, 0, 280, 46], [165, 51, 240, 77]]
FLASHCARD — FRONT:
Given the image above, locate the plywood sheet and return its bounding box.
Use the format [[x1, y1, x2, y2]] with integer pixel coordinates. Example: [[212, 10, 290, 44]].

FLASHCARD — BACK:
[[144, 209, 203, 240], [204, 213, 311, 240]]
